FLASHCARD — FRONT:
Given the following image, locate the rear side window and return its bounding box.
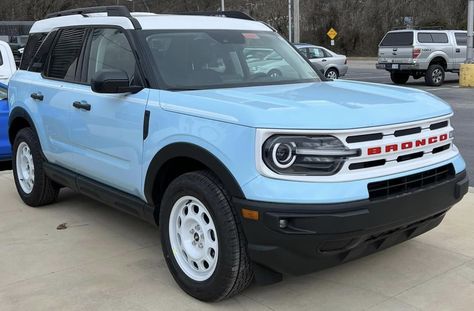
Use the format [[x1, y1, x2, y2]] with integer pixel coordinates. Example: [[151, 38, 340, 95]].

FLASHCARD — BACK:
[[417, 32, 449, 44], [380, 32, 413, 46], [45, 28, 86, 80], [19, 33, 47, 70], [455, 33, 467, 46], [0, 52, 3, 66]]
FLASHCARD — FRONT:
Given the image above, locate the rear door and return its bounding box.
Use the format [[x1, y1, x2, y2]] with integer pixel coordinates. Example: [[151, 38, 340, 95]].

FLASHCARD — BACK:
[[453, 32, 467, 70], [378, 31, 414, 68], [37, 28, 88, 167], [67, 27, 148, 196]]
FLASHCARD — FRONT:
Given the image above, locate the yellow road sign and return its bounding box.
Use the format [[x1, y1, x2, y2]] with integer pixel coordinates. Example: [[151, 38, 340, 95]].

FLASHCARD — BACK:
[[327, 28, 338, 40]]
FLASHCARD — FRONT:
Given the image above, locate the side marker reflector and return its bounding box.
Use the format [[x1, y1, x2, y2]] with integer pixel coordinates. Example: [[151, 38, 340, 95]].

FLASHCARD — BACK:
[[242, 208, 259, 221]]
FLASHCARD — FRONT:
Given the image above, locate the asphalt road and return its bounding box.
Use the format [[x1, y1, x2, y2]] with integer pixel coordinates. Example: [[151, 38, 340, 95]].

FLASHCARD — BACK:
[[344, 60, 473, 185]]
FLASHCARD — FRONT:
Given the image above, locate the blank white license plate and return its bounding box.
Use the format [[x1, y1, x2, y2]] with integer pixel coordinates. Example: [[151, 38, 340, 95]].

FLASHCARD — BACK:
[[391, 64, 399, 69]]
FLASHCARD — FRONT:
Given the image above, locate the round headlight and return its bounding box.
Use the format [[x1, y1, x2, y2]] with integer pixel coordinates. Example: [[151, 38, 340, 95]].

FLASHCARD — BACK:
[[272, 142, 297, 168]]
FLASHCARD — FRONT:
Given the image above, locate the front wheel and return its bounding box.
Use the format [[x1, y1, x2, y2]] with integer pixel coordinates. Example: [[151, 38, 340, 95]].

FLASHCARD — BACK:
[[160, 171, 253, 301]]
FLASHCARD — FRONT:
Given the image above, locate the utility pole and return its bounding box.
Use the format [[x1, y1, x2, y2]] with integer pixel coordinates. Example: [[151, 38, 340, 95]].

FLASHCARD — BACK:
[[293, 0, 300, 43], [467, 0, 474, 63], [288, 0, 293, 42], [221, 0, 225, 11]]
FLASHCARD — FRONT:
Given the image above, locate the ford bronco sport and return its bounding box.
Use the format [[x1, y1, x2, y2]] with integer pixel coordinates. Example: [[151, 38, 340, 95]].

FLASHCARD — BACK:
[[376, 29, 467, 86], [8, 6, 469, 301]]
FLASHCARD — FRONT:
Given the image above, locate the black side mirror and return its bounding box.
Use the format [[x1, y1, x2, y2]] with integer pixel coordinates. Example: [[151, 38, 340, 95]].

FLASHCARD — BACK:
[[91, 70, 143, 94]]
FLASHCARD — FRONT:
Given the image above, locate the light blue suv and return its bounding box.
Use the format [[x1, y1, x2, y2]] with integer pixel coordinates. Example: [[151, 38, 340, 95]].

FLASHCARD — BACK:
[[8, 6, 469, 302]]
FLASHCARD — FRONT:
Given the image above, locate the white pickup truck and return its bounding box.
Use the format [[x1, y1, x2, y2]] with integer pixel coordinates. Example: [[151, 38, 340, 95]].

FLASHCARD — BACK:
[[376, 29, 467, 86], [0, 40, 16, 84]]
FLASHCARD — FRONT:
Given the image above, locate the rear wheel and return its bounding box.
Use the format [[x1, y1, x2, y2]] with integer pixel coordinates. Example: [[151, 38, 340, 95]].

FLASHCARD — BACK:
[[390, 72, 410, 84], [160, 171, 253, 301], [425, 64, 445, 86], [325, 68, 339, 79], [12, 128, 59, 207]]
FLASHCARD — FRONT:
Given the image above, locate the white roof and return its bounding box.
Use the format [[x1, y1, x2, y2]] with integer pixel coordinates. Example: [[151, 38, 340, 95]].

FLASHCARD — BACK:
[[30, 13, 272, 33]]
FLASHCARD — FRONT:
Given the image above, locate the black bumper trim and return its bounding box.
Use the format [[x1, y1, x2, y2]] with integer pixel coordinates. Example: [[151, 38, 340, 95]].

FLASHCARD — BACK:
[[234, 171, 468, 276]]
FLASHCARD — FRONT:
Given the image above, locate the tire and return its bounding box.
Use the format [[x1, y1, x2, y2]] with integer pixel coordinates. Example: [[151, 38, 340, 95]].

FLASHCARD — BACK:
[[325, 68, 339, 79], [425, 64, 445, 86], [12, 128, 59, 207], [160, 171, 253, 301], [390, 72, 410, 84]]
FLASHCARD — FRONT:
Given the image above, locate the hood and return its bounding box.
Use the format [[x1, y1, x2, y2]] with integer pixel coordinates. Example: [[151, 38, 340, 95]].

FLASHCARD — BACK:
[[159, 80, 452, 130]]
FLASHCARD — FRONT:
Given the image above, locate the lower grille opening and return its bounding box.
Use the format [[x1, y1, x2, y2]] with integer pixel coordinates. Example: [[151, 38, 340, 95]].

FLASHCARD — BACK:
[[432, 144, 451, 154], [397, 151, 424, 162], [349, 159, 386, 170], [368, 164, 455, 200]]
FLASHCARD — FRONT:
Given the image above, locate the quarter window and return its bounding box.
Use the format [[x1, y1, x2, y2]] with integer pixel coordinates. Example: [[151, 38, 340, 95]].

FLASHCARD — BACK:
[[45, 28, 86, 80], [86, 28, 139, 85]]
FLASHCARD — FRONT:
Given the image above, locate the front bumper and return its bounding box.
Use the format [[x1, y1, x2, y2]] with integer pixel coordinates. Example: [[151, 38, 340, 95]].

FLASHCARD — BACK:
[[235, 170, 468, 276]]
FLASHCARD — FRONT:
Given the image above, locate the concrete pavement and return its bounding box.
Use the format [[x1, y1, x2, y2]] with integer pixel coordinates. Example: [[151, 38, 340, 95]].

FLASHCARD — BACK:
[[0, 170, 473, 310]]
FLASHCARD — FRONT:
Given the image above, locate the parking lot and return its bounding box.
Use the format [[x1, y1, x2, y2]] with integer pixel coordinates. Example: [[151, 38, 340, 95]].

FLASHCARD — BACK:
[[1, 60, 473, 310]]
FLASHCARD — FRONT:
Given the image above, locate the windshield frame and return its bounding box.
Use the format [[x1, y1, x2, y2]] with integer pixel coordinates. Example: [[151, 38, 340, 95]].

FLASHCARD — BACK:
[[135, 29, 324, 91]]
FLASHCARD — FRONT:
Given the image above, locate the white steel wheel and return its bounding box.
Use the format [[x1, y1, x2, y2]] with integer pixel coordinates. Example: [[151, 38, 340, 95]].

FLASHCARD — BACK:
[[169, 196, 219, 281], [16, 141, 35, 194]]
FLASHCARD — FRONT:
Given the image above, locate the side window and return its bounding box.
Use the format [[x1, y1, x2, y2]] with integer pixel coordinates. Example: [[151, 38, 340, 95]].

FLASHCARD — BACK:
[[431, 33, 448, 43], [309, 48, 325, 59], [455, 33, 467, 46], [0, 51, 3, 66], [418, 33, 448, 44], [298, 48, 309, 58], [322, 49, 332, 58], [86, 28, 140, 85], [45, 28, 86, 80], [19, 33, 47, 70], [418, 33, 433, 43]]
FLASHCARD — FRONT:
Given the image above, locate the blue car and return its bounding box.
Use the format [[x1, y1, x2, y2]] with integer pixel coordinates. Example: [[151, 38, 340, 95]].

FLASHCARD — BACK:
[[7, 7, 469, 302], [0, 82, 11, 161]]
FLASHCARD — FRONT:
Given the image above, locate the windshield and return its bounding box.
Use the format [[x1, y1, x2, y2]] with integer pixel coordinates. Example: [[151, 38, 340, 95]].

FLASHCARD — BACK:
[[140, 30, 320, 90]]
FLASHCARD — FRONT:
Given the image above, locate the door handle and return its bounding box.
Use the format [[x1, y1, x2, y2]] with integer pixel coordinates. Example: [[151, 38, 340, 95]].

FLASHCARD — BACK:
[[73, 101, 91, 111], [456, 48, 461, 53], [30, 92, 43, 101], [322, 59, 327, 62]]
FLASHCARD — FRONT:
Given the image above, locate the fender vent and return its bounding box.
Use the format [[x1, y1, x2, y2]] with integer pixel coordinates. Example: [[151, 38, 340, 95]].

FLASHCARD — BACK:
[[368, 164, 455, 200]]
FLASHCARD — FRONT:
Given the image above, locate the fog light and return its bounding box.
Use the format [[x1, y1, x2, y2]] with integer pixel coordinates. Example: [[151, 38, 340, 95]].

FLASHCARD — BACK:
[[279, 219, 288, 229]]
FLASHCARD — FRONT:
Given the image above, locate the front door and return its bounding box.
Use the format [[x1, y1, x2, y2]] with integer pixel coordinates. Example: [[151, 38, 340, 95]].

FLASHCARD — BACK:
[[68, 28, 148, 197]]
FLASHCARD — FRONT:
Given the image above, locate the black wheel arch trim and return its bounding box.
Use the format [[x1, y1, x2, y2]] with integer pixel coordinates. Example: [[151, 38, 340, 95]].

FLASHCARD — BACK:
[[8, 107, 39, 145], [144, 143, 245, 206]]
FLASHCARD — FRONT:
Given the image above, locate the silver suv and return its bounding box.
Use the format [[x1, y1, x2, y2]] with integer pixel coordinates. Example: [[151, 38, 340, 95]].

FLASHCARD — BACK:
[[376, 29, 467, 86]]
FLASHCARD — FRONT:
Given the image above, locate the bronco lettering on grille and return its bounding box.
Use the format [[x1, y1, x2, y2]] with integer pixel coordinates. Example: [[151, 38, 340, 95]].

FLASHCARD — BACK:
[[367, 133, 449, 155]]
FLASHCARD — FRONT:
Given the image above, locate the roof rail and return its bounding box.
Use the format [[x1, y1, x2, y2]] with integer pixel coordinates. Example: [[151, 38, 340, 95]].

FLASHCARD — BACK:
[[391, 26, 445, 31], [45, 5, 141, 30], [173, 11, 255, 21]]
